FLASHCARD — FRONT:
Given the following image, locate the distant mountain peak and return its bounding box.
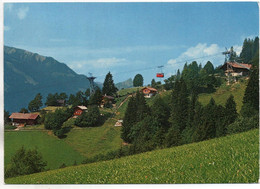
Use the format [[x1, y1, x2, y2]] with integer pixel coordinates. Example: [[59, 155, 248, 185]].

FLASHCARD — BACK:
[[4, 46, 91, 112]]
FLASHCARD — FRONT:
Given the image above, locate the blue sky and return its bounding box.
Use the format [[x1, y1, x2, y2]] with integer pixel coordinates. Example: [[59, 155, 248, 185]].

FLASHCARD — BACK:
[[4, 2, 259, 84]]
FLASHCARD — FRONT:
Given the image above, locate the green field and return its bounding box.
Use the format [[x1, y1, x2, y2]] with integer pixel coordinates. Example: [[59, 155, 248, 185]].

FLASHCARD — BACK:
[[4, 131, 85, 170], [63, 120, 122, 158], [198, 81, 247, 112], [117, 87, 141, 96], [6, 129, 259, 184]]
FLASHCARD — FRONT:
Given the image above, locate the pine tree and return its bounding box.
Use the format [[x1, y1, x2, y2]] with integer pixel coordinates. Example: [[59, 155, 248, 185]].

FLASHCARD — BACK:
[[203, 61, 214, 74], [240, 38, 254, 63], [225, 95, 238, 125], [151, 79, 157, 88], [215, 105, 227, 137], [241, 55, 259, 117], [135, 90, 150, 122], [151, 96, 170, 131], [102, 72, 118, 96], [201, 98, 217, 139], [170, 78, 189, 133], [133, 74, 144, 87], [89, 88, 102, 105], [28, 93, 43, 112], [191, 101, 205, 142], [121, 97, 137, 143]]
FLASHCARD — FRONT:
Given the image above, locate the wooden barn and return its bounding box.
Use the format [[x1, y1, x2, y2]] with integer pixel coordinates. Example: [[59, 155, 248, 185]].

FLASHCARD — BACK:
[[101, 95, 115, 108], [220, 62, 252, 76], [141, 87, 158, 98], [56, 99, 66, 106], [73, 106, 88, 116], [9, 113, 39, 126]]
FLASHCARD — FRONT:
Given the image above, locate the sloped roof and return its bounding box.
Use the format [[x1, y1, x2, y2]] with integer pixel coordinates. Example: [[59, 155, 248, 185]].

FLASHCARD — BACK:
[[142, 87, 158, 92], [224, 62, 252, 70], [103, 95, 114, 100], [76, 106, 88, 110], [9, 113, 39, 120]]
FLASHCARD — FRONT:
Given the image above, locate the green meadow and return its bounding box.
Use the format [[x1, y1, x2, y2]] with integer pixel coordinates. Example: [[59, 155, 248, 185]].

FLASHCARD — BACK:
[[63, 120, 122, 158], [4, 131, 85, 170], [6, 129, 259, 184], [198, 81, 247, 112]]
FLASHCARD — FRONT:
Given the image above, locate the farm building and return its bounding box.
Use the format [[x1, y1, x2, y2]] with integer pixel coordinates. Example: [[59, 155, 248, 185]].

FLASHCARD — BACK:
[[220, 62, 252, 76], [9, 113, 39, 126], [114, 120, 123, 127], [74, 106, 88, 116], [141, 87, 158, 98], [56, 99, 66, 106], [101, 95, 115, 108]]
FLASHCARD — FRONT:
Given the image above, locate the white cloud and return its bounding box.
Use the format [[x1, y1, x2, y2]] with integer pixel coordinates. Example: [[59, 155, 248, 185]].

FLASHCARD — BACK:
[[4, 25, 10, 31], [17, 7, 29, 20], [233, 45, 242, 56], [70, 57, 127, 70], [167, 43, 225, 76]]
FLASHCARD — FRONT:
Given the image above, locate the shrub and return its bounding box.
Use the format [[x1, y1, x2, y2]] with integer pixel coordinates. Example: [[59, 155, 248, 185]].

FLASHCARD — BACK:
[[227, 115, 259, 135], [5, 146, 47, 178], [4, 125, 17, 130], [59, 163, 66, 169], [75, 106, 101, 127]]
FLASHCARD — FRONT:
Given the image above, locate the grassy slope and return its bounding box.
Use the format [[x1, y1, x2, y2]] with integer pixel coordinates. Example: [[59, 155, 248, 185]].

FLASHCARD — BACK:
[[4, 131, 85, 170], [198, 81, 247, 112], [6, 129, 259, 184], [63, 119, 122, 158], [117, 87, 141, 96]]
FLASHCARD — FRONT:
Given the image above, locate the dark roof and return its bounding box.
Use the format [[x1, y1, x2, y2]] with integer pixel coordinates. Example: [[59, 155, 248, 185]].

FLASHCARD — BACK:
[[9, 113, 39, 120], [103, 95, 114, 100], [57, 99, 65, 104]]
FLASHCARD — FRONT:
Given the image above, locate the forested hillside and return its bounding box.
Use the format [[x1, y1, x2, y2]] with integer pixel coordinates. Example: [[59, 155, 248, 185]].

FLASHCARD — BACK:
[[4, 46, 91, 112]]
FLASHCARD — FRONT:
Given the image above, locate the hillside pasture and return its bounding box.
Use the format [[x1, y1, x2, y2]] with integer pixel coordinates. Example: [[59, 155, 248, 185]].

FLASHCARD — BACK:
[[117, 87, 141, 96], [4, 131, 85, 170], [198, 81, 247, 112], [63, 119, 122, 158], [5, 129, 259, 184]]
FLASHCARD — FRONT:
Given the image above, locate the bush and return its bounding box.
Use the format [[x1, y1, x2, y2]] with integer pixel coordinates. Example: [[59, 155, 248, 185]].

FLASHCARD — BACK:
[[75, 106, 101, 127], [226, 115, 259, 135], [4, 125, 17, 130], [5, 146, 47, 178]]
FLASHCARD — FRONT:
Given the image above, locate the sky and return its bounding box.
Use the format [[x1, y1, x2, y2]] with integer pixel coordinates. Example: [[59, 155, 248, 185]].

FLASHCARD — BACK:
[[4, 2, 259, 85]]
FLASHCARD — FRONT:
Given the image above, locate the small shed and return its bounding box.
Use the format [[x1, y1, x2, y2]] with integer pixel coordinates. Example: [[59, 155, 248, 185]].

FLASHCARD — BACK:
[[141, 87, 158, 98], [57, 99, 66, 106], [9, 113, 39, 126], [220, 62, 252, 76], [74, 106, 88, 116], [114, 120, 123, 127], [101, 95, 115, 107]]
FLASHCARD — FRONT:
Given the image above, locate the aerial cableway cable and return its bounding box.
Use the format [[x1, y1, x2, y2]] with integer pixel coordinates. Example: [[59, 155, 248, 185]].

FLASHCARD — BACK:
[[5, 51, 224, 96]]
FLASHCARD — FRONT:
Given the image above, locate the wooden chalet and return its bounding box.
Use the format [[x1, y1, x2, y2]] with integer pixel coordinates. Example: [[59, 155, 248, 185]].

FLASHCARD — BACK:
[[141, 87, 158, 98], [101, 95, 115, 107], [9, 113, 39, 126], [74, 106, 88, 116], [56, 99, 66, 106], [220, 62, 252, 76]]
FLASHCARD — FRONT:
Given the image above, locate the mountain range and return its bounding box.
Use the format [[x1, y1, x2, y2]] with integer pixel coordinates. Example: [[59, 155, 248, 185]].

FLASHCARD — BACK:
[[4, 46, 133, 113], [4, 46, 91, 113]]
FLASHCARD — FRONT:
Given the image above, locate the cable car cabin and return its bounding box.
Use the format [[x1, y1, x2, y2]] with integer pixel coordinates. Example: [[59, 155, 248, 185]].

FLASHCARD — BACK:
[[156, 73, 164, 78]]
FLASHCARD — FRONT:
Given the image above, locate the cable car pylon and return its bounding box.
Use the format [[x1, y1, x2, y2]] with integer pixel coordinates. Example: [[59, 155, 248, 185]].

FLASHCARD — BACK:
[[86, 72, 96, 96]]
